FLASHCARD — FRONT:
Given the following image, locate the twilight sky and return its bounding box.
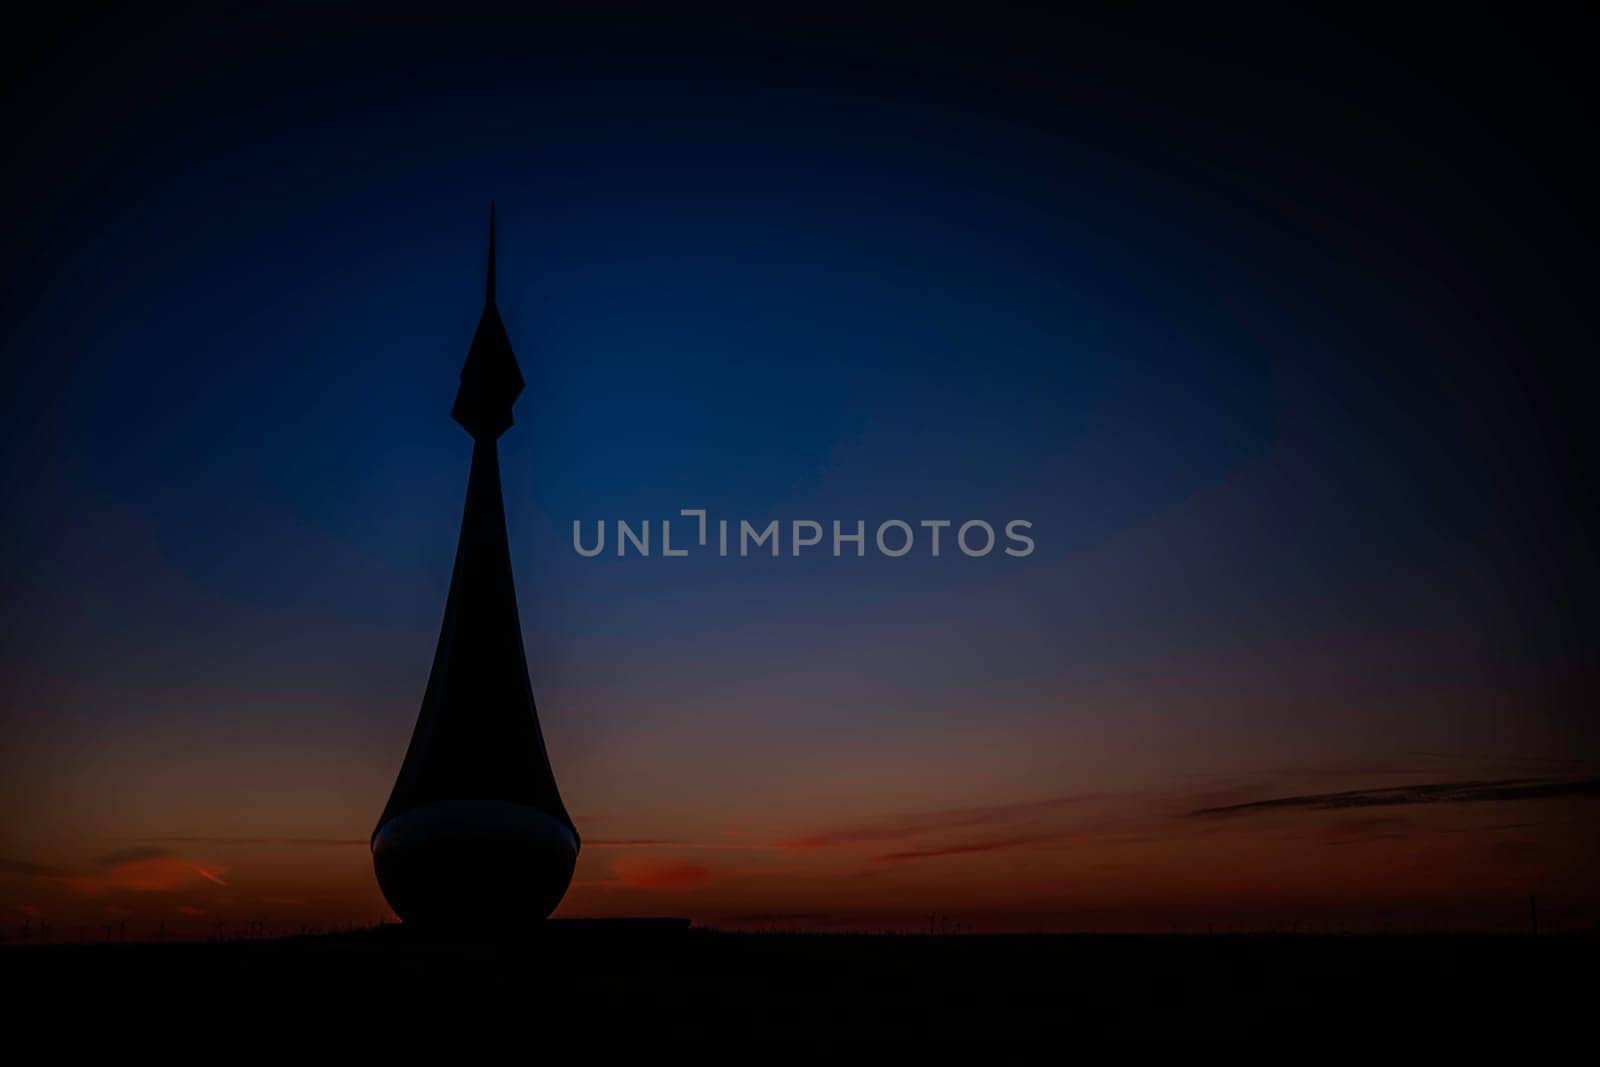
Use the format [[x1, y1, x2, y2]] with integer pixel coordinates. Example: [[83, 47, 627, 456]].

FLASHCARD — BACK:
[[1, 6, 1595, 934]]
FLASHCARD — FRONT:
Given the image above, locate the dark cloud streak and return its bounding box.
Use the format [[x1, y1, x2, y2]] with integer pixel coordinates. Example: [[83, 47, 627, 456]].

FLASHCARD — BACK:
[[1189, 778, 1600, 818], [140, 836, 366, 848], [785, 795, 1089, 851], [873, 831, 1080, 865]]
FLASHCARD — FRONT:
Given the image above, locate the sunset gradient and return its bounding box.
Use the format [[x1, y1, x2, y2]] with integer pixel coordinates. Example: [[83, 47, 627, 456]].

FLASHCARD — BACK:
[[2, 8, 1595, 937]]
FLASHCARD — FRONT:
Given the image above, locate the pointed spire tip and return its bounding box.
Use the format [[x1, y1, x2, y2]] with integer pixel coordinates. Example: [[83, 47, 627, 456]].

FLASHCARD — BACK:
[[486, 202, 497, 304]]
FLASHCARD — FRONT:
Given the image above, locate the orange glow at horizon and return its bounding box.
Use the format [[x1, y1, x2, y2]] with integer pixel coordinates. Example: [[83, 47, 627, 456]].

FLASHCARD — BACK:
[[5, 753, 1596, 936]]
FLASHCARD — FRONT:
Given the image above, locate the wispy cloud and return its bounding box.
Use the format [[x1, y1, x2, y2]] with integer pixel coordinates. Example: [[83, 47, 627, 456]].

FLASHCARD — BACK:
[[1188, 777, 1600, 818], [611, 858, 713, 889], [0, 858, 62, 878], [140, 836, 366, 847], [584, 838, 790, 852], [873, 830, 1080, 865], [782, 794, 1088, 851], [2, 849, 227, 896]]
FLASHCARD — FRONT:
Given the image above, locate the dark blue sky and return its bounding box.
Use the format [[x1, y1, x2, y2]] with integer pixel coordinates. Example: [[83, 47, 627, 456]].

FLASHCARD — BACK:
[[1, 7, 1594, 929]]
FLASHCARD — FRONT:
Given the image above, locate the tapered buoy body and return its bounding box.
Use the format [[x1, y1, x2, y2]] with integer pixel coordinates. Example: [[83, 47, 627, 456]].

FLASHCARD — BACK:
[[373, 207, 578, 925]]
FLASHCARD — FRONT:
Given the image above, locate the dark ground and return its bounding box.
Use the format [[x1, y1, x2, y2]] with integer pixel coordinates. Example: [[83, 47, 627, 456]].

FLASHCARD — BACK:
[[5, 922, 1592, 1027]]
